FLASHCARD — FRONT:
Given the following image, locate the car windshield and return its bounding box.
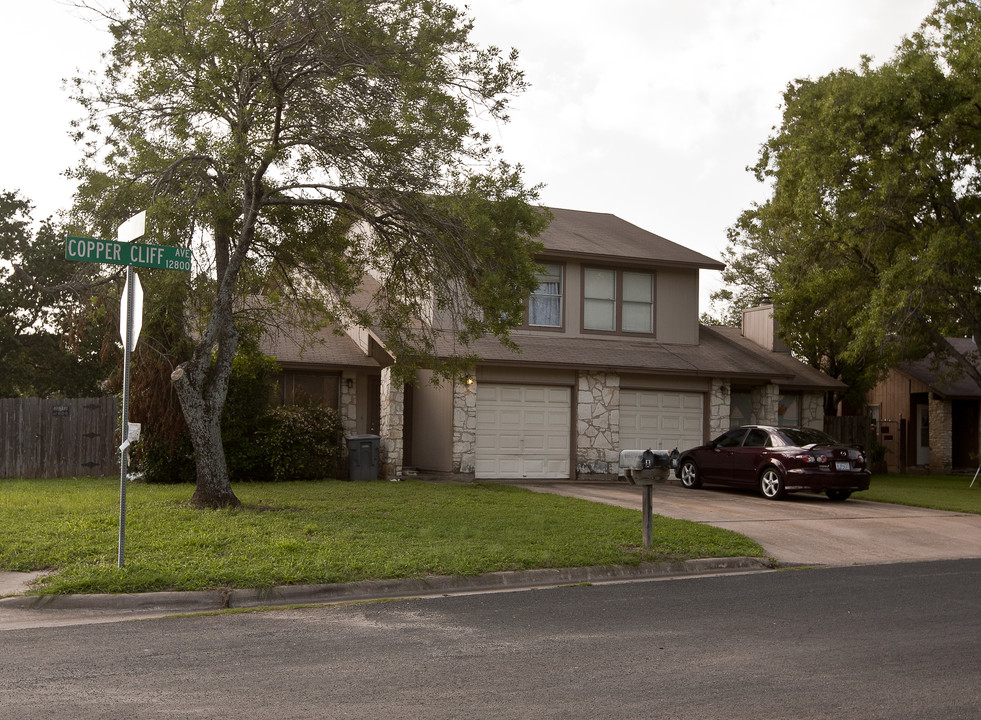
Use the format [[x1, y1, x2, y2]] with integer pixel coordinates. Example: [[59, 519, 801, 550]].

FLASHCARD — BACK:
[[779, 428, 838, 448]]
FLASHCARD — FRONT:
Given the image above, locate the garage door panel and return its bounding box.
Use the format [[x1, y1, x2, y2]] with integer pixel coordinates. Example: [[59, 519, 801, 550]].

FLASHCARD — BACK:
[[620, 390, 704, 452], [476, 384, 571, 479]]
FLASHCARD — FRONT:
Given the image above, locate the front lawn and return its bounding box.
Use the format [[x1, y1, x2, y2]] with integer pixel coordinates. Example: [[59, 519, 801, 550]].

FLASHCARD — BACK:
[[0, 477, 764, 595], [862, 474, 981, 514]]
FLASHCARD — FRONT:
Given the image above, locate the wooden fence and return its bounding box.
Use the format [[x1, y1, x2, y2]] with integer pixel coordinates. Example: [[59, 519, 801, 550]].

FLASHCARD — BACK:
[[0, 397, 119, 478], [824, 415, 876, 447]]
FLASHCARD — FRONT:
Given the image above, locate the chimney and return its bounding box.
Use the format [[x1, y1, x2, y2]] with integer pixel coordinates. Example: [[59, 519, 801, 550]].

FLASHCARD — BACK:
[[741, 303, 788, 353]]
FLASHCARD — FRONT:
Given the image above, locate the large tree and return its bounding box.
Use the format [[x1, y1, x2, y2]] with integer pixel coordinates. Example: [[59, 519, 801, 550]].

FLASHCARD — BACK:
[[71, 0, 546, 508], [718, 0, 981, 408], [0, 191, 105, 397]]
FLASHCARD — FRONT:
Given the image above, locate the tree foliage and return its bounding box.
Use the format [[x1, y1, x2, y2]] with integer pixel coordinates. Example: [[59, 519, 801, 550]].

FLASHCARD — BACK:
[[0, 191, 106, 397], [70, 0, 547, 507], [717, 0, 981, 407]]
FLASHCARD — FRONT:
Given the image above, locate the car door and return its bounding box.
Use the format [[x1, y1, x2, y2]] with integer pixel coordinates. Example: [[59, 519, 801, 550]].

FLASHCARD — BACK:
[[730, 427, 771, 485], [696, 428, 747, 483]]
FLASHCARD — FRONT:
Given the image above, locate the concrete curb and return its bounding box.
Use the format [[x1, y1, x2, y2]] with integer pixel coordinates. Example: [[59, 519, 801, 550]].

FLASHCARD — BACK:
[[0, 557, 771, 614]]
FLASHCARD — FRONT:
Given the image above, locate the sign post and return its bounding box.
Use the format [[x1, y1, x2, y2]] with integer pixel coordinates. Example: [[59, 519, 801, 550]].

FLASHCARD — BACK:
[[65, 212, 191, 568]]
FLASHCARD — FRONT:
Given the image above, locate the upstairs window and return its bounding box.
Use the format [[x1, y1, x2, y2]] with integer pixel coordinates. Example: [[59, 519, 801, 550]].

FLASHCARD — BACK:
[[529, 263, 563, 328], [583, 268, 654, 334]]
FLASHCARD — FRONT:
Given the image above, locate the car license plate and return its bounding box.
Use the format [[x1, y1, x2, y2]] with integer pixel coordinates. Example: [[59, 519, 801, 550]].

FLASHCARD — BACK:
[[835, 461, 851, 471]]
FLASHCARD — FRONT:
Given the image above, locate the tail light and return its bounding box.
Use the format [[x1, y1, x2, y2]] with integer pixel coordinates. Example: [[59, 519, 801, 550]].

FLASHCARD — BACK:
[[798, 453, 828, 464]]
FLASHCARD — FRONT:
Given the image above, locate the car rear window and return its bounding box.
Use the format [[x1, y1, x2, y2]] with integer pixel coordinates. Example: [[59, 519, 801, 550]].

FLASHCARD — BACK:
[[780, 428, 837, 447]]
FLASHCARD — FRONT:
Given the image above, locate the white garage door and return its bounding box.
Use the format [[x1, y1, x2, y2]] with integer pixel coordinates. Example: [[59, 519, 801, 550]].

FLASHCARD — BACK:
[[619, 390, 704, 453], [475, 384, 571, 479]]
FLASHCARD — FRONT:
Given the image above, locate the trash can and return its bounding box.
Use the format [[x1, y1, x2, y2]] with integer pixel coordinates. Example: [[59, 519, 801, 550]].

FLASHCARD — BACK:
[[345, 434, 380, 481]]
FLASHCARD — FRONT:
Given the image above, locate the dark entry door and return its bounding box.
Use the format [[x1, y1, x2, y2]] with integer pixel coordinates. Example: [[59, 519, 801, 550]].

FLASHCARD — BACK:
[[952, 400, 979, 470]]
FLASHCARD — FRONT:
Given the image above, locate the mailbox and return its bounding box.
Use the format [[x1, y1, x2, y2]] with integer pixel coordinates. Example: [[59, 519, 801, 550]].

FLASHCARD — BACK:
[[618, 448, 678, 485]]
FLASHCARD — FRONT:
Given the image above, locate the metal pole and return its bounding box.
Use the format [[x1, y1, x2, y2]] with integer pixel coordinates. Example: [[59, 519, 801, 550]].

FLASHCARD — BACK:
[[118, 264, 134, 568], [642, 484, 653, 549]]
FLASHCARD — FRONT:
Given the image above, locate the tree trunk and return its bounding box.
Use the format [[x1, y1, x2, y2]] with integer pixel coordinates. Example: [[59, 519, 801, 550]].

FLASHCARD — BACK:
[[170, 299, 242, 509], [186, 394, 240, 508]]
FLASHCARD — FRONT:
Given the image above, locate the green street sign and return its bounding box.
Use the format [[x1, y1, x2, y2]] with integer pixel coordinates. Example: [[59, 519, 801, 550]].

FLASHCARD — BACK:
[[65, 236, 192, 272]]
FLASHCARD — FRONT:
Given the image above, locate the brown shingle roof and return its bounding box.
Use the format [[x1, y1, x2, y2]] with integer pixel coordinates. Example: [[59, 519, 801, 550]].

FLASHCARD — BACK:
[[538, 207, 725, 270], [898, 338, 981, 399], [708, 326, 846, 390], [260, 323, 379, 369], [434, 325, 841, 389]]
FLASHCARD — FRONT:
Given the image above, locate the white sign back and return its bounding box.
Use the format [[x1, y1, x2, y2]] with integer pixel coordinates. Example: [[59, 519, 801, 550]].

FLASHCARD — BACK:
[[117, 211, 146, 243], [119, 271, 144, 351]]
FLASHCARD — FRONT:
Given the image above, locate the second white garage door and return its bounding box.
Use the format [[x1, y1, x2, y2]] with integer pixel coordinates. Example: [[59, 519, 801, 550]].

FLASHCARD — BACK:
[[619, 390, 704, 453], [475, 384, 571, 479]]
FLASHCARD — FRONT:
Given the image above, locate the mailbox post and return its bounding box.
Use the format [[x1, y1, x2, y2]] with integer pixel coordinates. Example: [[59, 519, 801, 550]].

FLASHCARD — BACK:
[[618, 449, 677, 548]]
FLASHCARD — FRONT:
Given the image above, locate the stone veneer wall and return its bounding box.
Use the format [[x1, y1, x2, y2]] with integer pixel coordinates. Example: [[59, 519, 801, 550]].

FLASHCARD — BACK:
[[751, 384, 779, 426], [339, 373, 357, 437], [801, 392, 825, 430], [709, 379, 730, 438], [378, 367, 404, 478], [928, 395, 952, 474], [452, 378, 477, 474], [576, 371, 620, 475]]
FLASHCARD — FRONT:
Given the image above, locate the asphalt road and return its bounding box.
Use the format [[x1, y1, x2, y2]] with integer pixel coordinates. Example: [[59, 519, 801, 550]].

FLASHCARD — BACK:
[[2, 559, 979, 719], [517, 480, 981, 565]]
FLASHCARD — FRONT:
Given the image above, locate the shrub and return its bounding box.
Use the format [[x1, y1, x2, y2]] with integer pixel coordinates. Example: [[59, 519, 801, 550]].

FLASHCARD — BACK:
[[136, 352, 279, 483], [262, 403, 345, 481]]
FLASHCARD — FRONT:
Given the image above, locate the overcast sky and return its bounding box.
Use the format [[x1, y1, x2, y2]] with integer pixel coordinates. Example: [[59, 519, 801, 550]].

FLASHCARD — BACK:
[[1, 0, 938, 312]]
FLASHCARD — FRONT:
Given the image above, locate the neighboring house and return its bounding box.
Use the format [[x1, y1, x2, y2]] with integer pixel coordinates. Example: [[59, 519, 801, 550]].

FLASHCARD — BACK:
[[265, 207, 844, 480], [865, 338, 981, 474], [260, 322, 387, 438]]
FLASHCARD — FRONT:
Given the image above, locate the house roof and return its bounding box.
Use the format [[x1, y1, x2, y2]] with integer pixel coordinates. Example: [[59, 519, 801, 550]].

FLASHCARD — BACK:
[[537, 207, 725, 271], [435, 325, 842, 390], [897, 337, 981, 399], [260, 323, 381, 370], [707, 326, 846, 391]]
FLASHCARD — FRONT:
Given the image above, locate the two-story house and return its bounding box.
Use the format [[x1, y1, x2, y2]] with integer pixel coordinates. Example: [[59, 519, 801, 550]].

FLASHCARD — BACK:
[[264, 207, 844, 480]]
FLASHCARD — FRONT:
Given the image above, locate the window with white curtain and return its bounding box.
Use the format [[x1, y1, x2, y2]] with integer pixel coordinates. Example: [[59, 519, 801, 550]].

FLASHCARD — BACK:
[[583, 267, 655, 335], [529, 263, 562, 327]]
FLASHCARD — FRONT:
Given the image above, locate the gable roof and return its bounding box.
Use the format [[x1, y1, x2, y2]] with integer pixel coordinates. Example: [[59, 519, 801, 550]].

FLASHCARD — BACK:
[[260, 323, 381, 370], [538, 207, 725, 270], [897, 338, 981, 399]]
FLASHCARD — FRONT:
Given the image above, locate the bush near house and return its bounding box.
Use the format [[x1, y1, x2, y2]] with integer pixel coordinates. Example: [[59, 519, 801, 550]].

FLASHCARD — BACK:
[[137, 354, 344, 483]]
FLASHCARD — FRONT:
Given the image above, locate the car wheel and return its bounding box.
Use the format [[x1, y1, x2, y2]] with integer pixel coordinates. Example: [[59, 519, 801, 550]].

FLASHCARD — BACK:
[[759, 467, 787, 500], [826, 490, 852, 501], [679, 459, 702, 489]]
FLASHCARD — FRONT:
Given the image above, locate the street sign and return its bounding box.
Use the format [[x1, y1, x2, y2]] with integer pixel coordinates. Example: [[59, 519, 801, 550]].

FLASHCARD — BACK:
[[65, 236, 192, 271], [119, 271, 144, 352], [63, 211, 192, 569], [117, 211, 146, 243]]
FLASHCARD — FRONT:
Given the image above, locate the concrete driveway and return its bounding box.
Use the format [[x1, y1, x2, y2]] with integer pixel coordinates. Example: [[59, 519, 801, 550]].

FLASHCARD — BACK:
[[517, 480, 981, 566]]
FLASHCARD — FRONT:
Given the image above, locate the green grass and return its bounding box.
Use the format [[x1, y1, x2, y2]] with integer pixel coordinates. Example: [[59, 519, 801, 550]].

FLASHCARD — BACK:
[[862, 474, 981, 514], [0, 477, 763, 595]]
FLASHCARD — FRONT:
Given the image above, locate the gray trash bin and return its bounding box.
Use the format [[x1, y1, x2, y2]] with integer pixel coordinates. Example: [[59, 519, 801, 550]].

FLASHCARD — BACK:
[[345, 434, 380, 481]]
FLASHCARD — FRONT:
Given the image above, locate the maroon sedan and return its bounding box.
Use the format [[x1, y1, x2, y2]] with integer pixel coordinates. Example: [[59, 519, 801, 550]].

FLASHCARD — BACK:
[[675, 425, 871, 501]]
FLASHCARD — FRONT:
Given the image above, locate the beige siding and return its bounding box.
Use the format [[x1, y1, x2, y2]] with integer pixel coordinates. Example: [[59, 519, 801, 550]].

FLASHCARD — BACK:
[[742, 304, 788, 352], [548, 261, 700, 345], [654, 268, 700, 344]]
